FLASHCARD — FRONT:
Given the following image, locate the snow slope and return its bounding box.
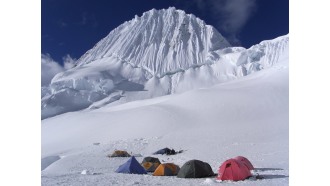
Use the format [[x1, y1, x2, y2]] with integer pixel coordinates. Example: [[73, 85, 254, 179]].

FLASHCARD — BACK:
[[41, 54, 288, 185], [41, 7, 288, 119]]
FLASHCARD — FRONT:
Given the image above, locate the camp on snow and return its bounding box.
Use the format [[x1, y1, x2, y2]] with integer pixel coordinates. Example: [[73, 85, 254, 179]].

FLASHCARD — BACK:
[[141, 157, 161, 172], [108, 150, 131, 157], [177, 160, 214, 178], [153, 163, 180, 176], [115, 156, 147, 174], [234, 156, 254, 170], [217, 158, 252, 181]]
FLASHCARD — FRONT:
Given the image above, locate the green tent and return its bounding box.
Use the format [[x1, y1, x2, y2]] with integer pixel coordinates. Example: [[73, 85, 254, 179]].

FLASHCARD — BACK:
[[177, 159, 215, 178]]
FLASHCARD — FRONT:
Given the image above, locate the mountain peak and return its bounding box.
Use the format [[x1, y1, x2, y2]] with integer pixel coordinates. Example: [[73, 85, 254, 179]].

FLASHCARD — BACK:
[[75, 7, 231, 76]]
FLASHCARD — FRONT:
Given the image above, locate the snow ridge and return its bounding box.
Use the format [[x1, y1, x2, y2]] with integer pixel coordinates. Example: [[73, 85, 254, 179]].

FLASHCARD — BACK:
[[41, 7, 289, 119]]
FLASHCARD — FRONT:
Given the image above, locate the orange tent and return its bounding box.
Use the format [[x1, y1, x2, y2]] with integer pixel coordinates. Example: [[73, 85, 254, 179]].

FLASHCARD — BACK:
[[153, 163, 180, 176], [108, 150, 131, 157], [234, 156, 254, 170], [217, 159, 252, 181], [142, 162, 160, 172]]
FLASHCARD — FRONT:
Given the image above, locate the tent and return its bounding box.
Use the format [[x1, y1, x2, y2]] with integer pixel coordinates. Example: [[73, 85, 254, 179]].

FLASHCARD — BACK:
[[153, 163, 180, 176], [141, 157, 161, 172], [234, 156, 254, 170], [217, 159, 252, 181], [153, 148, 171, 155], [177, 160, 214, 178], [108, 150, 131, 157], [115, 156, 147, 174]]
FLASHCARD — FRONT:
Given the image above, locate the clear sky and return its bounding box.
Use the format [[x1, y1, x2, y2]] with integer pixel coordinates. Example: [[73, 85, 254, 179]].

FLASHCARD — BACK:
[[42, 0, 288, 65]]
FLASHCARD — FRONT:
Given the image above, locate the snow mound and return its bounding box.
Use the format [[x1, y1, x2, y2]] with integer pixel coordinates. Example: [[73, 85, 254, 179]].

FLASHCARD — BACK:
[[203, 178, 217, 184], [41, 155, 61, 171]]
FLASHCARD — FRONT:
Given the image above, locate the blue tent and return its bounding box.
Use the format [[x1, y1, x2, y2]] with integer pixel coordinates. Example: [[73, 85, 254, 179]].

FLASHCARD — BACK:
[[115, 156, 147, 174], [153, 148, 171, 155]]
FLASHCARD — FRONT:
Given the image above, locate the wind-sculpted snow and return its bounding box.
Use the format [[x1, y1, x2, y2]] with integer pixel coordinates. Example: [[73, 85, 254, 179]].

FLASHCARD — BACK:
[[235, 35, 289, 75], [75, 7, 231, 76], [41, 7, 288, 119]]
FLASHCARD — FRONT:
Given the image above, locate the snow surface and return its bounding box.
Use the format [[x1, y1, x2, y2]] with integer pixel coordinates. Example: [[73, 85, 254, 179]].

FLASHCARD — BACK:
[[41, 55, 288, 185], [41, 7, 288, 119]]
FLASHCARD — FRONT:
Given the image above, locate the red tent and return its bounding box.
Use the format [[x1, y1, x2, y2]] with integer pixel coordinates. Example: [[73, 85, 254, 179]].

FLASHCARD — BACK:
[[234, 156, 254, 170], [217, 159, 252, 181]]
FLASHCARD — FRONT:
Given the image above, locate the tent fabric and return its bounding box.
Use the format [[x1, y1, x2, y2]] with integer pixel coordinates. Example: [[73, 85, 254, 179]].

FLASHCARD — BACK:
[[108, 150, 131, 157], [142, 157, 161, 164], [234, 156, 254, 170], [153, 148, 171, 155], [177, 160, 214, 178], [153, 163, 180, 176], [115, 156, 147, 174], [142, 162, 159, 172], [141, 157, 161, 172], [217, 159, 252, 181]]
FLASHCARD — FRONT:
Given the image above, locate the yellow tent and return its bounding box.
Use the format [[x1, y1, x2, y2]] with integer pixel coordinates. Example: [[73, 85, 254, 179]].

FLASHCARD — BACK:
[[153, 163, 180, 176], [108, 150, 131, 157]]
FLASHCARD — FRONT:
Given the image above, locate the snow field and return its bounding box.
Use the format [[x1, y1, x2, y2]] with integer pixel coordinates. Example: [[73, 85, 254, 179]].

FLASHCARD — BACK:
[[42, 59, 288, 185]]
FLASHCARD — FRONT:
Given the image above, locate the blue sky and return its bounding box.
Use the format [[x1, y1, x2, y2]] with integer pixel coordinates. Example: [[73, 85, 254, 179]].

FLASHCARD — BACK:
[[42, 0, 288, 65]]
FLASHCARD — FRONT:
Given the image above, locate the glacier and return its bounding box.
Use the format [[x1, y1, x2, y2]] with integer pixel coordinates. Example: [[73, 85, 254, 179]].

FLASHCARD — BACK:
[[41, 7, 288, 119]]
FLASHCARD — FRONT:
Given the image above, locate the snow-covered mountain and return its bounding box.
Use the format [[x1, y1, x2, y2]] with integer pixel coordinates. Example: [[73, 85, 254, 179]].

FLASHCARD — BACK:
[[41, 7, 289, 186], [41, 7, 288, 119], [75, 7, 231, 73]]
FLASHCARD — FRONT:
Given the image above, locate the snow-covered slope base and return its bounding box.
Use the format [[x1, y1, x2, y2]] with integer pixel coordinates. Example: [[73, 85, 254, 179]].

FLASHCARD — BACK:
[[41, 57, 289, 185]]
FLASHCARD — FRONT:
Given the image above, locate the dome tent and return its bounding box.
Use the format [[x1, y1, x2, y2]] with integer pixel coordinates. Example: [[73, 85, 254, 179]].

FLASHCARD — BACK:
[[234, 156, 254, 170], [217, 158, 252, 181], [141, 156, 161, 172], [108, 150, 131, 157], [153, 163, 180, 176], [177, 160, 214, 178]]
